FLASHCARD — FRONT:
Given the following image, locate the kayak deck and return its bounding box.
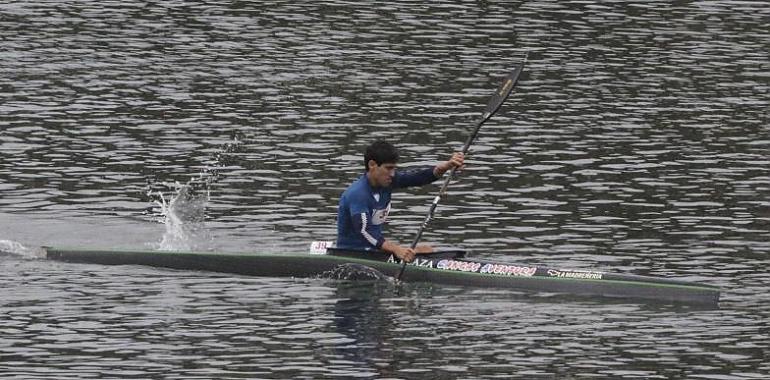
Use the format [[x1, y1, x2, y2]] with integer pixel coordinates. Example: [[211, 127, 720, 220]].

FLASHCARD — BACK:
[[44, 247, 720, 306]]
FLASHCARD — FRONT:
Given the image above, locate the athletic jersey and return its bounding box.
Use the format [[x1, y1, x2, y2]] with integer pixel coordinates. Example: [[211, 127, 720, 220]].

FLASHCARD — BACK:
[[336, 167, 438, 250]]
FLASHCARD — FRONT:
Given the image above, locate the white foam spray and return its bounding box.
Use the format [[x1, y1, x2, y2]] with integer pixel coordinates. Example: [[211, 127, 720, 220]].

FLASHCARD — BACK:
[[0, 240, 46, 259], [150, 181, 211, 251]]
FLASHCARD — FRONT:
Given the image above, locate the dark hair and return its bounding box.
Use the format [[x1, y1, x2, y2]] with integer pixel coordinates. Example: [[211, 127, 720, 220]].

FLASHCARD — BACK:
[[364, 141, 399, 171]]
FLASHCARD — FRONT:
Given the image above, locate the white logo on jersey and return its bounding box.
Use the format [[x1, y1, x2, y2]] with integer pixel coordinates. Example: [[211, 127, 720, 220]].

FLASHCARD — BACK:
[[373, 193, 380, 202], [371, 202, 391, 225]]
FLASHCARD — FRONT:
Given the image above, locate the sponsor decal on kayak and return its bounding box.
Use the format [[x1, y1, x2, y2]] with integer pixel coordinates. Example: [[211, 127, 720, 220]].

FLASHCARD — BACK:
[[479, 263, 537, 277], [387, 255, 435, 268], [387, 256, 537, 277], [388, 255, 537, 277], [435, 260, 536, 277], [546, 269, 603, 280], [436, 259, 482, 273]]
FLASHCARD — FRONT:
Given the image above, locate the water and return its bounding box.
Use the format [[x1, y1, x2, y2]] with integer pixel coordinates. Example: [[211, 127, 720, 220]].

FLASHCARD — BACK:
[[1, 0, 769, 378]]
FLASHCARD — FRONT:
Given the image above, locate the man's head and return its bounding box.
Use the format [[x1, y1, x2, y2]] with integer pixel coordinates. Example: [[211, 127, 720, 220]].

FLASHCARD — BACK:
[[364, 141, 399, 187]]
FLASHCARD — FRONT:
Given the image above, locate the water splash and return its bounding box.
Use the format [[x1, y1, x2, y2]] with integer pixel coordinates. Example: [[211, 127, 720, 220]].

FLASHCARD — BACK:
[[0, 240, 46, 259], [149, 181, 211, 251], [321, 264, 393, 282], [145, 136, 244, 252]]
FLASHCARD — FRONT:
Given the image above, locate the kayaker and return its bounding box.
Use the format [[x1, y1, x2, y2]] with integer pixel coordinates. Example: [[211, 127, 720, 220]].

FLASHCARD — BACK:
[[336, 140, 464, 262]]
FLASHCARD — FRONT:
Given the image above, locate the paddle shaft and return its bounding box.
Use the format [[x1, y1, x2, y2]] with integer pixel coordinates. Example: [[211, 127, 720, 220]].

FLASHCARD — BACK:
[[396, 62, 526, 280], [407, 119, 481, 249]]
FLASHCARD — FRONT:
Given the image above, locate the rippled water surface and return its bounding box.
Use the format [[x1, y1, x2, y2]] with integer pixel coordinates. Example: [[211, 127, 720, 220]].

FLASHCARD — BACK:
[[1, 1, 769, 378]]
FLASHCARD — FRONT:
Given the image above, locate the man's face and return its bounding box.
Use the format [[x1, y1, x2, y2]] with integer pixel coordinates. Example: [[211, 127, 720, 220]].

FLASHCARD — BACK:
[[368, 160, 396, 187]]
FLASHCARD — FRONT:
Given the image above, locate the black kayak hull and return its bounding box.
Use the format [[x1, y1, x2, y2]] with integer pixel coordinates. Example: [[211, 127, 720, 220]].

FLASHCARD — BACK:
[[44, 247, 720, 306]]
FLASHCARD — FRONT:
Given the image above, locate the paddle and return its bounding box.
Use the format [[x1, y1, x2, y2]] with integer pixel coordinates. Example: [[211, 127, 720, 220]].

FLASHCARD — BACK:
[[396, 60, 527, 281]]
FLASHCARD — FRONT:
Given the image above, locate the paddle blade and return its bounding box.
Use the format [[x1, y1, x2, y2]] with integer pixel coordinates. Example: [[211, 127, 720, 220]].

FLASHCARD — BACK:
[[480, 63, 525, 122]]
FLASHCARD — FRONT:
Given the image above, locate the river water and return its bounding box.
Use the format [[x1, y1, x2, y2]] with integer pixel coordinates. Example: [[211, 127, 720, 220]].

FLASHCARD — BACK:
[[1, 1, 769, 379]]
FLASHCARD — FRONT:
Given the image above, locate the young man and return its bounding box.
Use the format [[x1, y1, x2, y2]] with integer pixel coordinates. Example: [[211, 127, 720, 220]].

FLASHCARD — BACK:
[[336, 141, 464, 263]]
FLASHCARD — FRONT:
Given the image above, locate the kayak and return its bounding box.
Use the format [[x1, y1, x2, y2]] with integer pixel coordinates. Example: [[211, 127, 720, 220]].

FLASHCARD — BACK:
[[44, 245, 720, 306]]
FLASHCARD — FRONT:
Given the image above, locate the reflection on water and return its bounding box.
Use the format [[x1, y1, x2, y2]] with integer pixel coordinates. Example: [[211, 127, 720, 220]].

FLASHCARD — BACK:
[[332, 283, 396, 377], [1, 0, 769, 378]]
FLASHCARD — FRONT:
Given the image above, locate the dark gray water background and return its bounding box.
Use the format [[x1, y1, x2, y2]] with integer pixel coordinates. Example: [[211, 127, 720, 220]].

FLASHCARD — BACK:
[[1, 1, 769, 379]]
